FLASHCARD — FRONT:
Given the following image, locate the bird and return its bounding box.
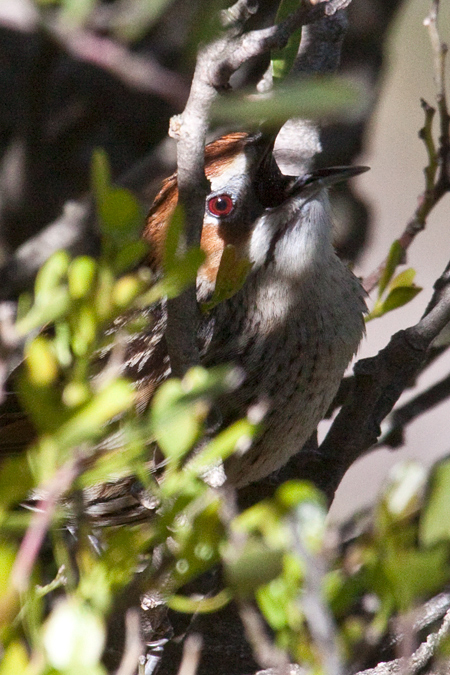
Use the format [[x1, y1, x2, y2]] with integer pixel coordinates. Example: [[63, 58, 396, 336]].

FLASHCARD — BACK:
[[0, 131, 367, 524], [118, 131, 367, 491]]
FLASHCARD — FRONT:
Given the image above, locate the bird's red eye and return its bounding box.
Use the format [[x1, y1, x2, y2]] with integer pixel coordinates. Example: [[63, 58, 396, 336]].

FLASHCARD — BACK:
[[207, 194, 234, 217]]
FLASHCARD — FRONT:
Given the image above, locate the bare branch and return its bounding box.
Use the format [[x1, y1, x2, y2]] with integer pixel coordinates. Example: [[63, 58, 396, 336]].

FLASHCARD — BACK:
[[0, 200, 93, 300], [47, 22, 190, 110], [238, 602, 289, 671], [297, 261, 450, 503], [115, 609, 143, 675], [11, 458, 82, 592], [356, 607, 450, 675], [290, 517, 342, 675], [176, 634, 203, 675]]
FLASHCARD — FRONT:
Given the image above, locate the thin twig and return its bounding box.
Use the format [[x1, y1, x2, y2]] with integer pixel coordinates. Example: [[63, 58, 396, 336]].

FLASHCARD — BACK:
[[11, 458, 83, 592], [47, 22, 190, 110], [290, 517, 343, 675], [239, 602, 290, 671], [176, 634, 203, 675], [115, 609, 143, 675], [356, 607, 450, 675]]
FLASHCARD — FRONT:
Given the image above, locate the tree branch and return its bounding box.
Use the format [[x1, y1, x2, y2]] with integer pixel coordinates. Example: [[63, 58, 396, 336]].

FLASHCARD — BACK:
[[297, 261, 450, 503]]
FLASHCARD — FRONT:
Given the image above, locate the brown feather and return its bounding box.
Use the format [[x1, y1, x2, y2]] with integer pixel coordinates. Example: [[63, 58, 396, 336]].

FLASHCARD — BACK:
[[143, 132, 251, 286]]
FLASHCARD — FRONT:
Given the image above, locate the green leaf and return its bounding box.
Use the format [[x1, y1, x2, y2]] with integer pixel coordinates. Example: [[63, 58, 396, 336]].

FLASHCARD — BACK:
[[43, 598, 105, 670], [212, 77, 366, 126], [68, 256, 97, 299], [272, 0, 302, 82], [383, 546, 450, 612], [55, 379, 134, 451], [34, 249, 70, 301], [275, 480, 325, 511], [113, 0, 177, 41], [140, 247, 205, 305], [113, 240, 148, 274], [0, 455, 33, 515], [420, 459, 450, 546], [25, 336, 59, 386], [169, 500, 224, 588], [224, 538, 284, 598], [382, 461, 426, 520], [71, 304, 97, 356], [380, 285, 422, 315], [150, 379, 205, 460], [112, 274, 145, 309], [378, 240, 403, 297], [60, 0, 97, 27], [91, 148, 112, 203], [201, 245, 253, 312], [98, 187, 143, 241], [15, 286, 71, 335], [257, 576, 292, 631], [388, 267, 416, 290], [185, 419, 256, 477], [0, 641, 29, 675], [168, 589, 231, 614]]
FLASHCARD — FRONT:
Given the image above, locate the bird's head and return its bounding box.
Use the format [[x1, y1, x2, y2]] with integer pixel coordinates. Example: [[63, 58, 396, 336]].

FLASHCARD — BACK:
[[144, 132, 367, 299]]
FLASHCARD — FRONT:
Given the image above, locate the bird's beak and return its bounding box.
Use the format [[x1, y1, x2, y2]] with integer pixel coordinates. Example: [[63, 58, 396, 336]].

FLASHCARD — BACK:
[[248, 132, 369, 208], [287, 165, 370, 197]]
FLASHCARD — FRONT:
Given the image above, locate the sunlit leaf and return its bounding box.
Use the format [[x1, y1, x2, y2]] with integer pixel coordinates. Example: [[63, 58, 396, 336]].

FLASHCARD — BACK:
[[0, 641, 29, 675], [212, 77, 366, 126], [378, 240, 403, 297], [34, 250, 70, 300], [382, 462, 426, 520], [68, 256, 97, 300], [91, 148, 112, 204], [420, 459, 450, 546], [55, 379, 134, 451], [168, 589, 231, 613], [185, 418, 256, 477], [272, 0, 302, 82], [380, 285, 422, 314], [16, 287, 71, 335], [150, 379, 205, 460], [43, 598, 105, 670], [25, 336, 59, 386], [388, 267, 416, 290]]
